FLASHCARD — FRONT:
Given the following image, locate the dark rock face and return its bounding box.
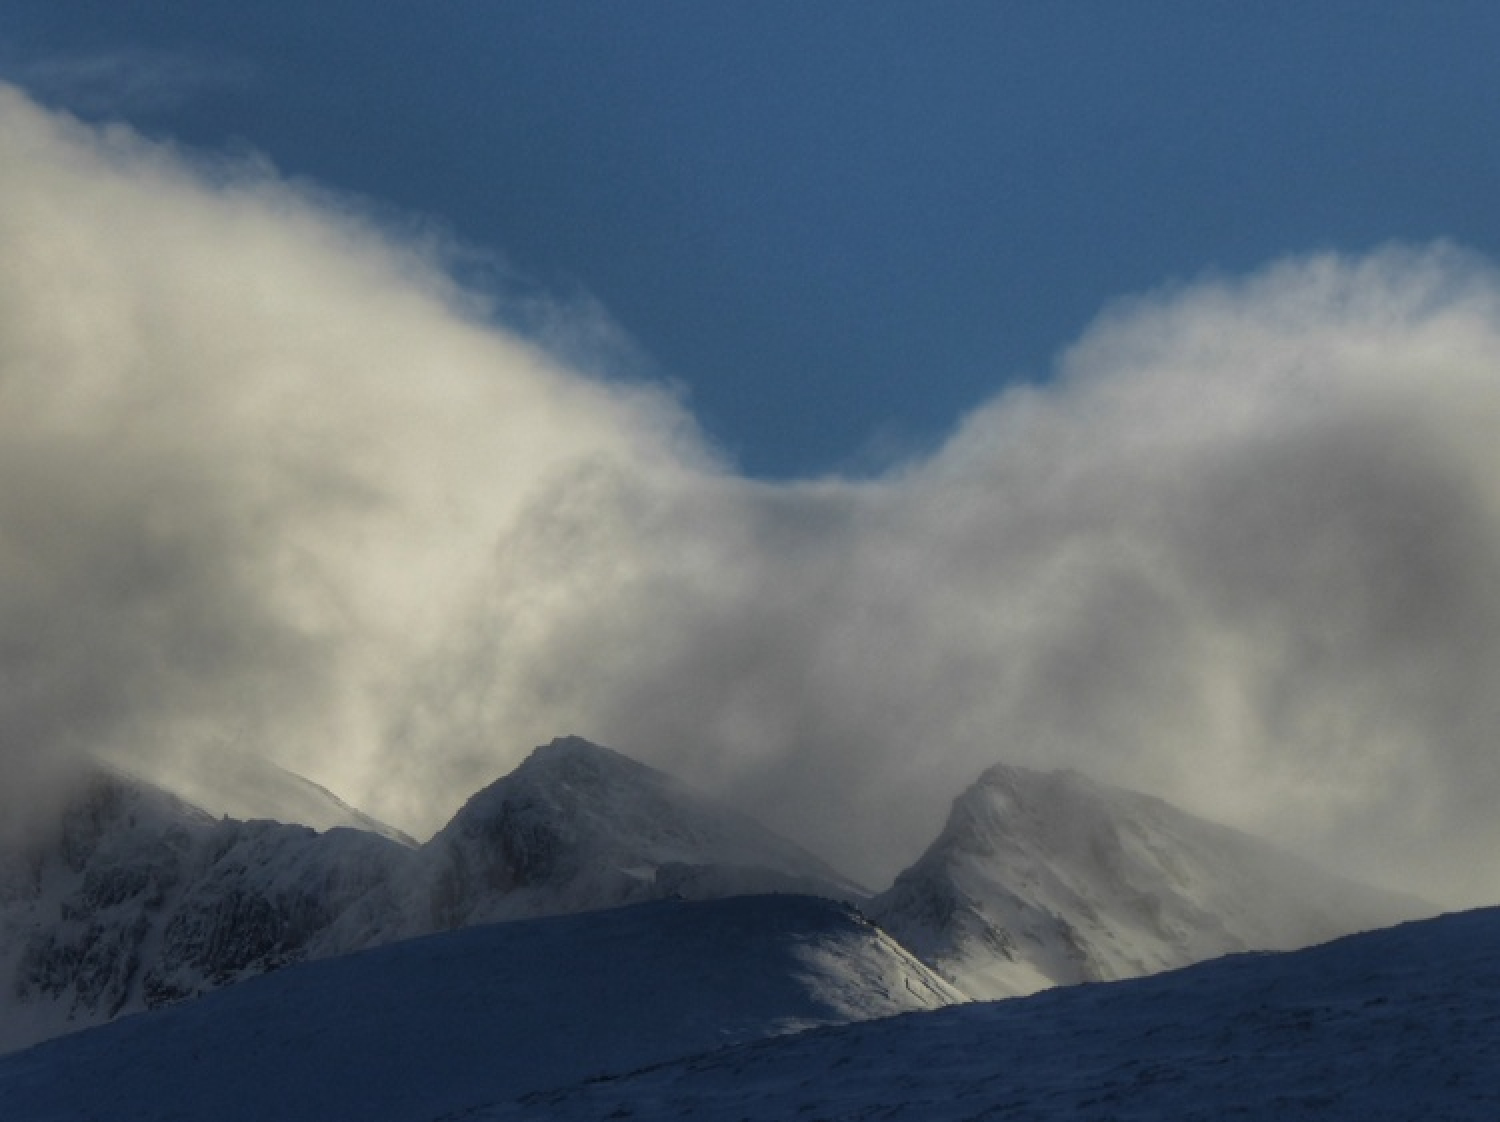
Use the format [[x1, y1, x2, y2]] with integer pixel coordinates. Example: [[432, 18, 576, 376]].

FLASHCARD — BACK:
[[1, 771, 412, 1043], [426, 795, 572, 929]]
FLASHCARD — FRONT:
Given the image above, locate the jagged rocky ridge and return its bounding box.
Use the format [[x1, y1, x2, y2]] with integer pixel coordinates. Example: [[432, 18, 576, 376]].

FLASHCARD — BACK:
[[868, 762, 1432, 999]]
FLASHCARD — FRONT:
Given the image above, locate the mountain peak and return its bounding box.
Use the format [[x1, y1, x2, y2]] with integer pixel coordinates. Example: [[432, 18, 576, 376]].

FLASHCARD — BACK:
[[453, 736, 690, 835], [966, 761, 1106, 810], [528, 734, 623, 764], [504, 735, 661, 794], [423, 738, 863, 928], [871, 760, 1431, 999]]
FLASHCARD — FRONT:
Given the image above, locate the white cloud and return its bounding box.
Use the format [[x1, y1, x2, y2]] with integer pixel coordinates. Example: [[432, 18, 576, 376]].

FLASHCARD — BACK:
[[374, 243, 1500, 907], [5, 83, 1500, 907], [0, 82, 712, 831]]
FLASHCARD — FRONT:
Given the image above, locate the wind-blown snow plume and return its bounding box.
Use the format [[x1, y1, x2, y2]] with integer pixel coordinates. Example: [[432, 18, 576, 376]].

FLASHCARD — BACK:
[[4, 83, 1500, 905]]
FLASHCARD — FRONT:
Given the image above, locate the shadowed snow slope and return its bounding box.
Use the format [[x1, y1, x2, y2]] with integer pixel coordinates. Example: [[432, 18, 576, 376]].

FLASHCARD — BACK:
[[0, 894, 961, 1122], [870, 762, 1431, 999], [489, 907, 1500, 1121]]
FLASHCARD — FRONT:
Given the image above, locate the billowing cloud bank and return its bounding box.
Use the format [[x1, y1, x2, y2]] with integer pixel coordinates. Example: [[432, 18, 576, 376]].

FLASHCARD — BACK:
[[4, 85, 1499, 905], [0, 84, 709, 838]]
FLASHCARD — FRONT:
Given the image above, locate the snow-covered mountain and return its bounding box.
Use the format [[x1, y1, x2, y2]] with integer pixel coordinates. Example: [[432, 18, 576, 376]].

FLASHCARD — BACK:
[[0, 737, 865, 1052], [869, 762, 1431, 999], [1, 741, 1435, 1058], [0, 894, 961, 1122], [409, 735, 865, 931], [488, 907, 1500, 1121]]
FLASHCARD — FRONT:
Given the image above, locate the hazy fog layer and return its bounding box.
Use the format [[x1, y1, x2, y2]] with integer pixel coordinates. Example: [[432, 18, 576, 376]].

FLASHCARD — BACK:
[[4, 85, 1499, 905]]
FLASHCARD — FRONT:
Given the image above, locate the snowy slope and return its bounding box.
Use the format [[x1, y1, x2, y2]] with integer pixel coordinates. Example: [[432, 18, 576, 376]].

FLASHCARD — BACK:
[[869, 762, 1431, 999], [403, 735, 867, 932], [483, 907, 1500, 1121], [0, 895, 961, 1122]]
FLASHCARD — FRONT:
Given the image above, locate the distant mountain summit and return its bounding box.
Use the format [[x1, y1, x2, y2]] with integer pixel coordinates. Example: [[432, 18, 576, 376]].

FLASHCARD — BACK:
[[869, 762, 1431, 999], [416, 736, 865, 929]]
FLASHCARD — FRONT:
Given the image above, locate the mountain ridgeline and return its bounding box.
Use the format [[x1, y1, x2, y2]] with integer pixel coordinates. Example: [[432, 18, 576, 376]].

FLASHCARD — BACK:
[[0, 737, 862, 1051], [0, 736, 1432, 1053]]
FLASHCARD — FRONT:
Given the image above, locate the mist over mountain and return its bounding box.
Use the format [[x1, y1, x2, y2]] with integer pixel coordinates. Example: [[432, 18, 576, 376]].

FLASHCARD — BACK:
[[5, 85, 1500, 906], [5, 19, 1499, 1120], [115, 749, 415, 844]]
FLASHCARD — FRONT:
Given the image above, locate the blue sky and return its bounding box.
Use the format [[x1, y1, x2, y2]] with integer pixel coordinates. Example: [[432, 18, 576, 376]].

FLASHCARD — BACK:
[[7, 2, 1500, 476]]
